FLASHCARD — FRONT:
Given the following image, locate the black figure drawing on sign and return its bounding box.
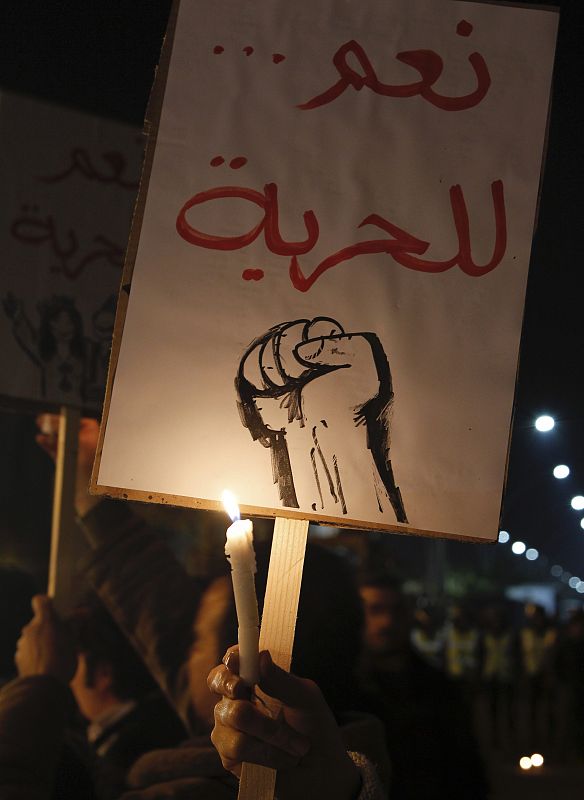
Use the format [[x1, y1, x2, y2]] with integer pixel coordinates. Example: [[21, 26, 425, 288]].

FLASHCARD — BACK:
[[2, 292, 116, 405], [3, 293, 86, 401], [236, 316, 408, 523]]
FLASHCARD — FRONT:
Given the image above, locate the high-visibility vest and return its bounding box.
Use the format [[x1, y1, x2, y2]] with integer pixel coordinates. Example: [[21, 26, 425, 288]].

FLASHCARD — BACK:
[[445, 626, 479, 677], [520, 627, 556, 676], [411, 628, 444, 667], [482, 632, 513, 681]]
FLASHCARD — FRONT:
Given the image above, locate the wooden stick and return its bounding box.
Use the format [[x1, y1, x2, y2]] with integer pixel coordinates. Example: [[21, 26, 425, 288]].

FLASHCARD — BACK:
[[237, 517, 309, 800], [47, 406, 80, 599]]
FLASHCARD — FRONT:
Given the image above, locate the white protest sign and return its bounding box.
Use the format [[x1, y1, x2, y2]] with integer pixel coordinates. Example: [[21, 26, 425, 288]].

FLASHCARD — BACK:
[[0, 91, 142, 411], [95, 0, 557, 540]]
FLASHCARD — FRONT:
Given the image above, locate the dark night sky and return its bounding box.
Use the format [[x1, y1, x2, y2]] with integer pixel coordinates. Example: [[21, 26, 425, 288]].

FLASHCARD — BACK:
[[1, 1, 583, 583]]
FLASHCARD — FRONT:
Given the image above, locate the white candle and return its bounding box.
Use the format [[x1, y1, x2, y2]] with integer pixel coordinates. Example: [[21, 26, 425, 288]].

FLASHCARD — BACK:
[[223, 491, 260, 687]]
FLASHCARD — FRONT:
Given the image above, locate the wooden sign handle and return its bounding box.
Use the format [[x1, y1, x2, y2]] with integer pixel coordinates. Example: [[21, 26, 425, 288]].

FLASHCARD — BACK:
[[47, 406, 80, 599], [237, 517, 309, 800]]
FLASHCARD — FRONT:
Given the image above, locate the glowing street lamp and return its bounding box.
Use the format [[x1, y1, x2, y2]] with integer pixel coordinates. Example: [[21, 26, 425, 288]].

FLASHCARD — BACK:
[[512, 541, 526, 555], [571, 496, 584, 511], [498, 530, 510, 543], [525, 548, 539, 561], [535, 415, 555, 432], [553, 464, 570, 479]]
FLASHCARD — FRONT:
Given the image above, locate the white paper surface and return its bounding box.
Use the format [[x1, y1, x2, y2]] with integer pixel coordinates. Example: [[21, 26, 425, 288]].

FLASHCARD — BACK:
[[98, 0, 558, 539]]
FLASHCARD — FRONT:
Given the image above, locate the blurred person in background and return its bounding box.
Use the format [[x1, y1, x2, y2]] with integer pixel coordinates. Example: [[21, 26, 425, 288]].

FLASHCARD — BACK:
[[478, 604, 518, 754], [0, 566, 36, 687], [518, 603, 557, 754], [555, 608, 584, 762], [68, 598, 186, 799], [1, 594, 96, 800], [358, 574, 488, 800], [410, 607, 444, 669], [444, 604, 480, 698]]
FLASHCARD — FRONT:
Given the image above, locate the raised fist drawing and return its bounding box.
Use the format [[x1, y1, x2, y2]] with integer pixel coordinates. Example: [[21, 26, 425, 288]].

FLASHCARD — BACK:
[[236, 317, 407, 523]]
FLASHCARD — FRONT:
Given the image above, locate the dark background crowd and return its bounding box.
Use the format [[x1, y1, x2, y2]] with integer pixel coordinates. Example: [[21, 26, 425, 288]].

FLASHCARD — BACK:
[[1, 412, 584, 799]]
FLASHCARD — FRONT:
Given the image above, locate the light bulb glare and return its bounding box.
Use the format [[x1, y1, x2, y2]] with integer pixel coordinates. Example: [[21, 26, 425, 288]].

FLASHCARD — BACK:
[[535, 415, 555, 432], [553, 465, 570, 479]]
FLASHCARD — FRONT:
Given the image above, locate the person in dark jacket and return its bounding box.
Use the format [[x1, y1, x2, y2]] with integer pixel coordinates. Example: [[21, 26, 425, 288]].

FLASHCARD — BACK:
[[68, 599, 187, 799], [358, 574, 488, 800]]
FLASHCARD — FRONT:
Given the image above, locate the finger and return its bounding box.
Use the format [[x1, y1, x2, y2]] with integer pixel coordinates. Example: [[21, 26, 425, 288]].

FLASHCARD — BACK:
[[222, 645, 240, 673], [258, 651, 322, 711], [273, 321, 310, 381], [31, 594, 53, 621], [15, 630, 26, 653], [215, 697, 309, 758], [304, 317, 344, 341], [207, 664, 249, 700], [211, 723, 303, 772]]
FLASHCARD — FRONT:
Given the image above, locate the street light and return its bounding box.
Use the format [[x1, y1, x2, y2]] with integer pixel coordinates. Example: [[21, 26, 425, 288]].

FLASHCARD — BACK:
[[512, 541, 526, 555], [551, 564, 563, 577], [526, 548, 539, 561], [498, 530, 510, 543], [571, 496, 584, 511], [535, 415, 555, 432], [553, 464, 570, 479]]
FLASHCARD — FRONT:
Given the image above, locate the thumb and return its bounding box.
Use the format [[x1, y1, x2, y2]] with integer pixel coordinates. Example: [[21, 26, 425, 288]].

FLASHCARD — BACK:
[[295, 333, 371, 369], [31, 594, 53, 621], [258, 651, 321, 710]]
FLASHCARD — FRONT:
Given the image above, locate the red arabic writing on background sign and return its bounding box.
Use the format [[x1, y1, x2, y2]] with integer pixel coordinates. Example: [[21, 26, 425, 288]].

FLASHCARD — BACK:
[[38, 147, 140, 190], [10, 207, 124, 280], [175, 180, 506, 292]]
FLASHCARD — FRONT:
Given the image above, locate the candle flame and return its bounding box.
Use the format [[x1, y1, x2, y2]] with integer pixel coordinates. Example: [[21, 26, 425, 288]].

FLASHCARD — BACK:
[[222, 489, 240, 522]]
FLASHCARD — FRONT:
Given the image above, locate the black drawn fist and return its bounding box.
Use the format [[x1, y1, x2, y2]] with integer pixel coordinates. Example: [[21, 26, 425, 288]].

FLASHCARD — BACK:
[[236, 317, 407, 523]]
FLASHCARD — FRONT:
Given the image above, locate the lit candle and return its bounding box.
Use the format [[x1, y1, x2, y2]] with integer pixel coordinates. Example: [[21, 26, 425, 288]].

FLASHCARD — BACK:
[[222, 490, 260, 686]]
